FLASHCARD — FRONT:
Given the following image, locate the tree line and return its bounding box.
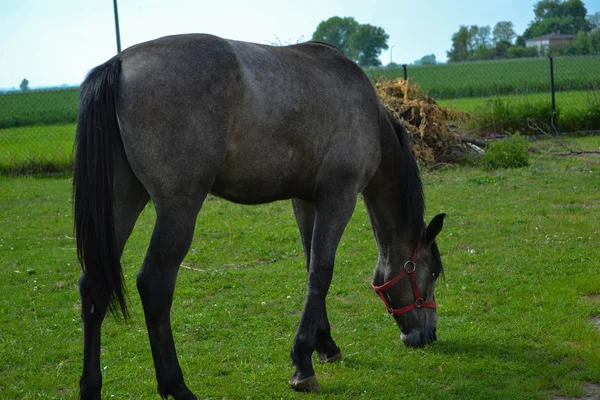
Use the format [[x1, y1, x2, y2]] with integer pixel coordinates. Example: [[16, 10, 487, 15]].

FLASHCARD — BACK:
[[447, 0, 600, 62], [311, 0, 600, 68]]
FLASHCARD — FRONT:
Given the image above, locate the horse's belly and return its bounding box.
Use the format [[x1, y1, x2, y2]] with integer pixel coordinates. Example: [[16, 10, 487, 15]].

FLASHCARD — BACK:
[[210, 155, 316, 204]]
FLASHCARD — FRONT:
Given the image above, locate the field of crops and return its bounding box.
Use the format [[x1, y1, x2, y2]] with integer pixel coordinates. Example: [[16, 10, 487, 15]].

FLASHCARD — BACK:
[[0, 88, 79, 128], [367, 55, 600, 100]]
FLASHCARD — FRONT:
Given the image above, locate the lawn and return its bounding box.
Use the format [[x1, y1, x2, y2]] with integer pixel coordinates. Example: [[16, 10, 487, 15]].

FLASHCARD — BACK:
[[437, 90, 599, 114], [0, 136, 599, 399], [0, 123, 76, 174]]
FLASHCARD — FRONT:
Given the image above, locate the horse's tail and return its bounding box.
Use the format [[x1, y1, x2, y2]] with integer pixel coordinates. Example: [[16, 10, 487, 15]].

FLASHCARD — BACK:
[[73, 58, 128, 318]]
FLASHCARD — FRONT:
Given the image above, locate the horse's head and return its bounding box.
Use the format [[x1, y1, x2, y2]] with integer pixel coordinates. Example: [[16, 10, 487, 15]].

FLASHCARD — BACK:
[[372, 213, 445, 347]]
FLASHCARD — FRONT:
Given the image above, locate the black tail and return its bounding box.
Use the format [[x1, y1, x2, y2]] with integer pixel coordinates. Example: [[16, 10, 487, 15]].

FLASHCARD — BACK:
[[73, 58, 128, 318]]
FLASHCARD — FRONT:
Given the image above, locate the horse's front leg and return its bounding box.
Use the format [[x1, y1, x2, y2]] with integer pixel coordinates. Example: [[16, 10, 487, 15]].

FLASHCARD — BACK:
[[292, 199, 342, 363], [289, 190, 357, 392]]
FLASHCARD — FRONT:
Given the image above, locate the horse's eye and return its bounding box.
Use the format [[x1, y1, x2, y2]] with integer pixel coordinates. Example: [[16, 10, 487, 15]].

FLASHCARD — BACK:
[[432, 272, 437, 279]]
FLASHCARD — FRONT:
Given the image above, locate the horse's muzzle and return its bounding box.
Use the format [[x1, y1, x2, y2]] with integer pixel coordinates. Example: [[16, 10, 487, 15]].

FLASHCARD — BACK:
[[401, 328, 437, 347]]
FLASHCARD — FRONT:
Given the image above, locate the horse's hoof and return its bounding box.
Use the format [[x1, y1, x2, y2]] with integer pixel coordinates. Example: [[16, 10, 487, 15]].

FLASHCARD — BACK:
[[317, 351, 342, 363], [289, 375, 321, 393]]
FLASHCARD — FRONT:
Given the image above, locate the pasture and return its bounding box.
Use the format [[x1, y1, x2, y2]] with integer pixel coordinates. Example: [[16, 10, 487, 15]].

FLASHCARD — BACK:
[[1, 136, 599, 399]]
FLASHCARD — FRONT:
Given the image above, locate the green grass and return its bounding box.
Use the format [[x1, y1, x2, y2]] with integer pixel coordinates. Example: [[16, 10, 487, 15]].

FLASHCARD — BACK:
[[437, 90, 597, 114], [367, 55, 600, 99], [438, 90, 600, 134], [0, 88, 79, 128], [1, 136, 599, 399], [0, 124, 75, 174]]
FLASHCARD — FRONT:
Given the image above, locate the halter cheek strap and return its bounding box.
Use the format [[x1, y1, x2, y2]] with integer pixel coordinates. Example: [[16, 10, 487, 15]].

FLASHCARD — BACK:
[[371, 237, 437, 315]]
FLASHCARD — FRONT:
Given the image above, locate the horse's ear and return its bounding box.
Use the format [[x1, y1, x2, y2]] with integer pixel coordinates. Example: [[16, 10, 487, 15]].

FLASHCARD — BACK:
[[425, 213, 446, 245]]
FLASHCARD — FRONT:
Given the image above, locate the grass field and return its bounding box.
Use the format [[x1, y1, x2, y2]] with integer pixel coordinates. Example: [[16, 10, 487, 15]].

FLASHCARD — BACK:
[[0, 124, 75, 174], [437, 90, 598, 114], [367, 55, 600, 100], [1, 136, 599, 399], [0, 88, 79, 129]]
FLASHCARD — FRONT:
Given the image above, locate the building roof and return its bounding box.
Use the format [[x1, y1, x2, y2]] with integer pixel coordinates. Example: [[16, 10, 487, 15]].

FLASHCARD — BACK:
[[525, 33, 576, 42]]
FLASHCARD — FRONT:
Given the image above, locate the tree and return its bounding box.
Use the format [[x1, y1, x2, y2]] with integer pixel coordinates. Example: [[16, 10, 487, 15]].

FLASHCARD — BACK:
[[447, 25, 473, 62], [493, 21, 516, 44], [348, 24, 389, 67], [588, 12, 600, 30], [312, 17, 389, 67], [523, 0, 592, 39], [312, 16, 359, 56], [413, 54, 437, 65], [20, 78, 29, 92], [471, 25, 492, 49]]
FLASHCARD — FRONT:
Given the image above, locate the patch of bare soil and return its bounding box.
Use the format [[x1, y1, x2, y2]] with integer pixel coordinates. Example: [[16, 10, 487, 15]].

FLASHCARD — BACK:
[[592, 316, 600, 334], [553, 383, 600, 400]]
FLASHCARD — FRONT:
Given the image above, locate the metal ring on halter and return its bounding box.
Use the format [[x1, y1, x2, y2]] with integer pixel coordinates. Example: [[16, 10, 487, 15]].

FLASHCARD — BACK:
[[416, 298, 424, 307], [403, 260, 416, 273]]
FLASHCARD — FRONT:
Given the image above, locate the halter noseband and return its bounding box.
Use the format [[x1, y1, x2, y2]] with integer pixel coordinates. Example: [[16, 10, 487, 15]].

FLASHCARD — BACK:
[[371, 236, 437, 315]]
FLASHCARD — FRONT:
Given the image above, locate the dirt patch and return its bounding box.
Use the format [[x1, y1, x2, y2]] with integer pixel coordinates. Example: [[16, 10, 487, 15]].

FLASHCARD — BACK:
[[585, 294, 600, 301], [553, 382, 600, 399], [592, 317, 600, 334]]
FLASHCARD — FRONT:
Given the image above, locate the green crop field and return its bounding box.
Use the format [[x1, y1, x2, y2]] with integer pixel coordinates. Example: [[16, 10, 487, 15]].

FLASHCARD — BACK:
[[0, 88, 79, 128], [1, 136, 599, 399], [367, 55, 600, 100]]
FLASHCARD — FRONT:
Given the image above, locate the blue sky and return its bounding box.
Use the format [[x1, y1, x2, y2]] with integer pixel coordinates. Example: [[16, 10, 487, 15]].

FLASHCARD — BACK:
[[1, 0, 599, 89]]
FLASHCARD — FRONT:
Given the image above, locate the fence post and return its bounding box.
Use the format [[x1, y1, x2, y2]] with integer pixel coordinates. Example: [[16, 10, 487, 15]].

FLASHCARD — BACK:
[[548, 55, 557, 134], [402, 64, 408, 80], [113, 0, 122, 53]]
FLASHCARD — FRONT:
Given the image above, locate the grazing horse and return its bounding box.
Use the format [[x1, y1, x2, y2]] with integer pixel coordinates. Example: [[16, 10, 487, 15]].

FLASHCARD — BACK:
[[73, 34, 445, 399]]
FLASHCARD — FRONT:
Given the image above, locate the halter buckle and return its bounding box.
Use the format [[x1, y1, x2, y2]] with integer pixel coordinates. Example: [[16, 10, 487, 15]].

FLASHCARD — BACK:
[[403, 260, 416, 273]]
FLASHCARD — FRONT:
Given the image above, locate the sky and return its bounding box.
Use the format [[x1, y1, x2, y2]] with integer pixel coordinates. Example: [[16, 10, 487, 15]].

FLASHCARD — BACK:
[[1, 0, 599, 90]]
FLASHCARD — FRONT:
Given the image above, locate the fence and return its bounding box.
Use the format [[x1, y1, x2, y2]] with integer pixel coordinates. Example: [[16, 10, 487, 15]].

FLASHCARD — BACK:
[[1, 55, 599, 174], [367, 54, 600, 135]]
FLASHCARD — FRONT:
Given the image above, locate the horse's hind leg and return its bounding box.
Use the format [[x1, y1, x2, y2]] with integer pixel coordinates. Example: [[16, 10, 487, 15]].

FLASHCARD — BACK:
[[291, 199, 342, 363], [79, 154, 149, 400], [136, 195, 206, 400], [289, 188, 357, 392]]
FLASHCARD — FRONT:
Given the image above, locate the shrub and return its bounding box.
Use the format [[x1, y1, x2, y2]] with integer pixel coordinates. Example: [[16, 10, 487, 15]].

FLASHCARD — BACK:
[[483, 134, 530, 170]]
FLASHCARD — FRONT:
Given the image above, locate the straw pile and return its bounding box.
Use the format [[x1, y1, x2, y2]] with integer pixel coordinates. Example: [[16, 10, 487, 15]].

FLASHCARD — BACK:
[[376, 78, 473, 165]]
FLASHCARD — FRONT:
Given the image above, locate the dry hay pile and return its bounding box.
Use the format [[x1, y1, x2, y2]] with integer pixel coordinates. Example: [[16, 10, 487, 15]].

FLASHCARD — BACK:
[[376, 78, 473, 165]]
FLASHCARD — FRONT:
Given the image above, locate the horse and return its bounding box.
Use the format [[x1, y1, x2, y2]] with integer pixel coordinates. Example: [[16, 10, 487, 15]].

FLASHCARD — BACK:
[[73, 33, 445, 399]]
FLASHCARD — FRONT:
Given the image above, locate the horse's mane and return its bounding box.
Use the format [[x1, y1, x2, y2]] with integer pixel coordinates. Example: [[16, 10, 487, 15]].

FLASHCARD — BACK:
[[386, 111, 425, 246], [304, 41, 344, 54]]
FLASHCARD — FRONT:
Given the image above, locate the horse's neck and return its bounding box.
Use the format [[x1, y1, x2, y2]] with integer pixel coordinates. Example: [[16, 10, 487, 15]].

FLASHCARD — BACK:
[[361, 125, 422, 270]]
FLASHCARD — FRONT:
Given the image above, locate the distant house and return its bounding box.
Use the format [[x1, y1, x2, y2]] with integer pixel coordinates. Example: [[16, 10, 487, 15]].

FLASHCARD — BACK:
[[525, 32, 576, 54]]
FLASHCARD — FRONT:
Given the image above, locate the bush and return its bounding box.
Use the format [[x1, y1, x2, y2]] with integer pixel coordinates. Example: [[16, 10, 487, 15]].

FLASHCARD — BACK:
[[483, 134, 530, 170]]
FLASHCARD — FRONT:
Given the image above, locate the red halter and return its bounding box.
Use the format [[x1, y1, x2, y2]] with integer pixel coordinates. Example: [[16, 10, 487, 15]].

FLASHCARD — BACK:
[[371, 237, 437, 315]]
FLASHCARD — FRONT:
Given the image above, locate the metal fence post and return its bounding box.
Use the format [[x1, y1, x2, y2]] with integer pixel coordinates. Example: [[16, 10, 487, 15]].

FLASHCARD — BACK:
[[113, 0, 122, 53], [548, 55, 557, 134], [402, 64, 408, 80]]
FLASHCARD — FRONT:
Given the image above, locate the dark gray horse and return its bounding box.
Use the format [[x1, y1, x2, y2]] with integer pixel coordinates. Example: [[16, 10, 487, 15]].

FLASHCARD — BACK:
[[73, 33, 445, 399]]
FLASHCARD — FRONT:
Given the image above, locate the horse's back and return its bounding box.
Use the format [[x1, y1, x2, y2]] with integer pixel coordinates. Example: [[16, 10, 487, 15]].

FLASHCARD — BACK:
[[116, 34, 382, 203]]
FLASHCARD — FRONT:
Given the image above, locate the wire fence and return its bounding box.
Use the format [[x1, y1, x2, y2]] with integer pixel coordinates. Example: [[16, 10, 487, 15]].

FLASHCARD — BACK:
[[1, 54, 599, 174], [368, 54, 600, 135]]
